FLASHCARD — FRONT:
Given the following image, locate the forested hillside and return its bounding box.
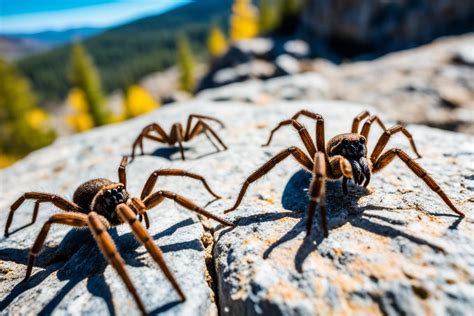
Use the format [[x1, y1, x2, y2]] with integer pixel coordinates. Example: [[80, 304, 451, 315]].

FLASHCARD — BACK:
[[17, 0, 232, 103]]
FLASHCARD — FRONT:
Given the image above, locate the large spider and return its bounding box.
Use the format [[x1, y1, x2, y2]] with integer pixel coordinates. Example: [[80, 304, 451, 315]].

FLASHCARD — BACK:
[[5, 157, 234, 314], [224, 110, 465, 237], [131, 114, 228, 161]]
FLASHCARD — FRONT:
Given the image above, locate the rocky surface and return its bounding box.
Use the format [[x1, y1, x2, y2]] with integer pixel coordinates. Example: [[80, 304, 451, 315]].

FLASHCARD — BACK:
[[301, 0, 474, 58], [208, 102, 474, 315], [0, 101, 232, 316], [197, 38, 311, 92], [197, 73, 329, 104], [1, 100, 473, 315], [198, 34, 474, 134], [313, 34, 474, 134]]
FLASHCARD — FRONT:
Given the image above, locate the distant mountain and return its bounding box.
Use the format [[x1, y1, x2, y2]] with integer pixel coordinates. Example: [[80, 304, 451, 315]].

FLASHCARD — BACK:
[[0, 27, 106, 60], [0, 36, 51, 61], [4, 27, 105, 45], [16, 0, 232, 103]]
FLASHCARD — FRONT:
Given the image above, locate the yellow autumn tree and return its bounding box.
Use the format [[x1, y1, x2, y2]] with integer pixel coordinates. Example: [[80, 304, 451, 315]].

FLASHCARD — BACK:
[[207, 24, 228, 58], [66, 88, 94, 132], [122, 85, 160, 119], [230, 0, 259, 42], [69, 42, 110, 127], [0, 58, 56, 167]]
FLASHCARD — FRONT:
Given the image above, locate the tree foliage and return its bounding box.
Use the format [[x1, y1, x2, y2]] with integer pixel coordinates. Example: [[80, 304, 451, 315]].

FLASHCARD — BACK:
[[275, 0, 302, 35], [16, 0, 232, 103], [258, 0, 278, 35], [66, 88, 94, 132], [230, 0, 259, 41], [177, 34, 196, 93], [0, 59, 56, 167], [70, 42, 110, 127], [207, 24, 228, 58], [123, 85, 160, 119]]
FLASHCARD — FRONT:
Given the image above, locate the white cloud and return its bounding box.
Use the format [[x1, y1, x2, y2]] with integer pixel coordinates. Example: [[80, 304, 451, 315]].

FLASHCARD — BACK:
[[0, 0, 190, 33]]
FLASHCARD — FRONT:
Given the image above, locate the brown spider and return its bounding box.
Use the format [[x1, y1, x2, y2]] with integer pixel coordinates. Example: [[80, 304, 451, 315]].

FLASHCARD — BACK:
[[131, 114, 228, 161], [5, 156, 233, 314], [224, 110, 465, 237]]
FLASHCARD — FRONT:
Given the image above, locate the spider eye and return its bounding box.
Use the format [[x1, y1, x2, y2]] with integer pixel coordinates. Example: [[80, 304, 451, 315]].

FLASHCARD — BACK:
[[104, 190, 111, 197], [111, 189, 117, 194], [117, 186, 123, 192], [360, 138, 366, 144]]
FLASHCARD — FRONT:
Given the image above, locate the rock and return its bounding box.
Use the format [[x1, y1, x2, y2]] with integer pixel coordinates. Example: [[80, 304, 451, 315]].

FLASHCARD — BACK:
[[301, 0, 474, 57], [208, 67, 244, 88], [197, 38, 286, 93], [0, 102, 234, 315], [235, 38, 274, 59], [139, 67, 180, 101], [197, 80, 267, 104], [437, 84, 471, 108], [210, 102, 474, 315], [160, 90, 192, 105], [196, 73, 328, 104], [262, 73, 329, 101], [1, 100, 473, 315], [452, 44, 474, 66], [310, 34, 474, 133], [283, 40, 310, 59], [214, 46, 253, 69], [274, 54, 301, 76], [197, 47, 253, 91], [213, 60, 276, 87], [197, 38, 308, 92]]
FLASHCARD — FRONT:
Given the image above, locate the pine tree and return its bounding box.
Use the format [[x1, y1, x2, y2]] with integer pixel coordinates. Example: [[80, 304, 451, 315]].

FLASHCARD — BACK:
[[259, 0, 278, 35], [70, 42, 110, 126], [123, 85, 160, 119], [207, 24, 228, 58], [176, 34, 196, 93], [230, 0, 259, 42], [0, 59, 56, 167], [275, 0, 302, 34]]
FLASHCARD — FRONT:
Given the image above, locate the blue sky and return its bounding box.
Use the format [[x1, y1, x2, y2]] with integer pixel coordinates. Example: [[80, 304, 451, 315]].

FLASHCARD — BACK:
[[0, 0, 190, 33]]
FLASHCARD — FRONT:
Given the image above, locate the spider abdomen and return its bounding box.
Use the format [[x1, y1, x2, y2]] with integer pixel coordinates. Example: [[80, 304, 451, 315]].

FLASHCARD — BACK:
[[73, 178, 113, 211]]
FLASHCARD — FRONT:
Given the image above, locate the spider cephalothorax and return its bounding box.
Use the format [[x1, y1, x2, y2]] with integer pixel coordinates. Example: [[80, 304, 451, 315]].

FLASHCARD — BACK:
[[73, 179, 129, 225], [327, 134, 371, 186], [5, 157, 233, 314], [131, 114, 228, 160], [224, 110, 465, 238]]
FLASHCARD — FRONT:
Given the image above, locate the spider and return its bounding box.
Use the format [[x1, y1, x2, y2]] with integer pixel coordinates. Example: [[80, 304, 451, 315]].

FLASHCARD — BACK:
[[130, 114, 228, 161], [5, 156, 234, 314], [224, 110, 465, 237]]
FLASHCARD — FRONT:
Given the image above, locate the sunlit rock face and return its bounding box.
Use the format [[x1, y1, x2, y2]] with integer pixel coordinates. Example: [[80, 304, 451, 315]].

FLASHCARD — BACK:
[[198, 35, 474, 134], [301, 0, 474, 58], [1, 100, 473, 315], [188, 101, 471, 316]]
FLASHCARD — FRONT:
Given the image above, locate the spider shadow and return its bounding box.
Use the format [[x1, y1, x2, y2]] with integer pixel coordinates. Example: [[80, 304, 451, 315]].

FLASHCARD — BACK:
[[246, 169, 449, 273], [151, 146, 190, 160], [0, 218, 197, 314], [6, 221, 38, 237], [145, 145, 222, 161], [448, 216, 463, 230]]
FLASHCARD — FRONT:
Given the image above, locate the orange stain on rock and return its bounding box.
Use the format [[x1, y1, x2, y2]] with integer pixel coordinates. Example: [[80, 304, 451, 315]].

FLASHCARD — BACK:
[[266, 278, 309, 301]]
